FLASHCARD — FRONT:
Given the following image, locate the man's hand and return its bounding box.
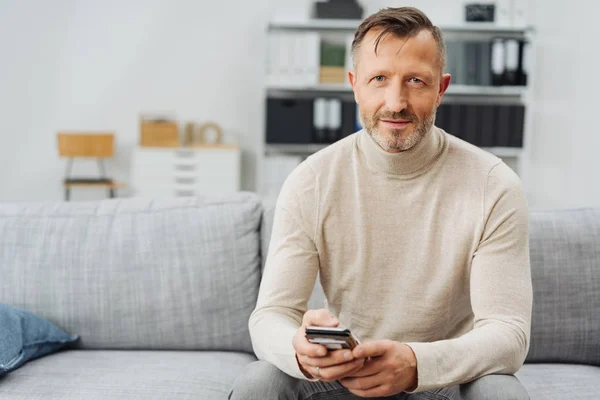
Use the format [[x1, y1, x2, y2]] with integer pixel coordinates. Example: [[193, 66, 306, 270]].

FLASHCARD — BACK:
[[292, 309, 365, 381], [339, 340, 418, 397]]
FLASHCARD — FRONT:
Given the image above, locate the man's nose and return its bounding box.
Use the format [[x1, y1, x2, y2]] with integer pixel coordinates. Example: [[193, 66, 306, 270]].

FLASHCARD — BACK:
[[385, 82, 408, 113]]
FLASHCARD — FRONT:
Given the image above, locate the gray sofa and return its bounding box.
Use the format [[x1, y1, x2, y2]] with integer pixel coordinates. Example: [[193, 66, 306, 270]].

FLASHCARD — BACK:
[[0, 192, 598, 399]]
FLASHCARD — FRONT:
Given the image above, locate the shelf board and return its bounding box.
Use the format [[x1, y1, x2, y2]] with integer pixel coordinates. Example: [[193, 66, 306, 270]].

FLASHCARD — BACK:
[[481, 147, 523, 158], [267, 84, 527, 97], [447, 85, 526, 96], [269, 19, 362, 31], [266, 143, 522, 158], [268, 19, 533, 38], [267, 84, 351, 96], [266, 143, 330, 155]]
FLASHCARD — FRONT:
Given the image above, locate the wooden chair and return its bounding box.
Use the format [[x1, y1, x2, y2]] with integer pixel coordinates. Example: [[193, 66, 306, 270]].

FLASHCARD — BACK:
[[57, 132, 125, 201]]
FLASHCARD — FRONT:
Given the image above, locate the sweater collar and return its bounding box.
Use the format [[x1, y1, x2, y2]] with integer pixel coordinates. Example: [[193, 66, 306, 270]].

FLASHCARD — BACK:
[[357, 125, 446, 178]]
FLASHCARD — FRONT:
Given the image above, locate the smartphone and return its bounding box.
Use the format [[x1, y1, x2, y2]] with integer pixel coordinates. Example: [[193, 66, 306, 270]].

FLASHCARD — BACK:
[[305, 326, 360, 350]]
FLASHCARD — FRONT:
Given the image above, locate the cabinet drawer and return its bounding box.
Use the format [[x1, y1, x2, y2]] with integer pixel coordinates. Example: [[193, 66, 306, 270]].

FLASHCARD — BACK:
[[131, 147, 240, 197]]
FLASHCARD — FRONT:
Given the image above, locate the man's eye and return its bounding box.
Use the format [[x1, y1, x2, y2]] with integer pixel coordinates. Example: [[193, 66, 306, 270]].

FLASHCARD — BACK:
[[372, 76, 385, 82], [409, 77, 423, 84]]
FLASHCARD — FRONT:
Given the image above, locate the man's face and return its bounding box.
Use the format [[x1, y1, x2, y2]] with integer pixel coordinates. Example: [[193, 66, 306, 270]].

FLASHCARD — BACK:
[[349, 29, 451, 153]]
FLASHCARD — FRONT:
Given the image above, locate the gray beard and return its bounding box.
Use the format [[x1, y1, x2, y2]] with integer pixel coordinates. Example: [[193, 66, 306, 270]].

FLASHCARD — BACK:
[[362, 107, 437, 152]]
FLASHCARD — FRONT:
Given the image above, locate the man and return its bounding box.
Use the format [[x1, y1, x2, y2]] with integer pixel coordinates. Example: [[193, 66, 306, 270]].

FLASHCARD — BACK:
[[231, 6, 532, 400]]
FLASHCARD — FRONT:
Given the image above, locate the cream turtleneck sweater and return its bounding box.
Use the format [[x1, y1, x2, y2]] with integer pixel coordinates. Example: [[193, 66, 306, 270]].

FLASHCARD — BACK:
[[250, 126, 532, 392]]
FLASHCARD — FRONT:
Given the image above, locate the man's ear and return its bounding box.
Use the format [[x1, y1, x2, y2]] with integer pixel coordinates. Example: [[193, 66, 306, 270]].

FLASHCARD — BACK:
[[348, 70, 359, 104], [436, 73, 451, 107]]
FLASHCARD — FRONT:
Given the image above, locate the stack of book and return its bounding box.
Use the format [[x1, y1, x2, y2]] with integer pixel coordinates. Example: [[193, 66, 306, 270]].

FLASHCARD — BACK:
[[446, 39, 530, 87], [435, 103, 525, 148], [266, 31, 354, 87], [266, 97, 359, 144]]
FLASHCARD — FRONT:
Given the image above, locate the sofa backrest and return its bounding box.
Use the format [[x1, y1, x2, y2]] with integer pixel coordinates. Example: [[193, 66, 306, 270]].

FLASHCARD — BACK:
[[260, 206, 275, 272], [261, 205, 326, 310], [525, 208, 600, 365], [0, 193, 262, 353]]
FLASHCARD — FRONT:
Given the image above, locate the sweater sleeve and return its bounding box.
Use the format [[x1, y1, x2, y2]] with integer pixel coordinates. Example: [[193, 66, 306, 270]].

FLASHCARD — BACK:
[[406, 161, 533, 392], [248, 162, 320, 380]]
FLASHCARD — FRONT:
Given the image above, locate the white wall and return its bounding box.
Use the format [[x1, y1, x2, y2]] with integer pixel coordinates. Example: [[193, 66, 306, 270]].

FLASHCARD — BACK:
[[0, 0, 273, 201], [520, 0, 600, 209], [0, 0, 598, 208]]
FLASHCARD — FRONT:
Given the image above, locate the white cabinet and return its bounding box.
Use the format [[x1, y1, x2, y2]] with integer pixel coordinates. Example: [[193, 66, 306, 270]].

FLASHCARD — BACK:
[[131, 146, 240, 198]]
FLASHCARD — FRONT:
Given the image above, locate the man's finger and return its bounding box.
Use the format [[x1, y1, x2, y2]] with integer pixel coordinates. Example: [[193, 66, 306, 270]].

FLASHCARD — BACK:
[[340, 357, 380, 378], [293, 332, 328, 358], [352, 340, 390, 359], [302, 309, 339, 327], [314, 358, 365, 382], [299, 349, 356, 368], [348, 385, 390, 399], [340, 371, 384, 391]]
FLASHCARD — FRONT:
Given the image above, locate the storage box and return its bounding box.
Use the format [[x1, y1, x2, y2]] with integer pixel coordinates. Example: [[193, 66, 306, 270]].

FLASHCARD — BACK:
[[266, 97, 314, 143], [319, 66, 346, 83], [140, 119, 180, 148]]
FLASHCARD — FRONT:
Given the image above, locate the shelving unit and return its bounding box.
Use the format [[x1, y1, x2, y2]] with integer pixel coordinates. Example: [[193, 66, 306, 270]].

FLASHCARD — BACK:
[[261, 18, 535, 199]]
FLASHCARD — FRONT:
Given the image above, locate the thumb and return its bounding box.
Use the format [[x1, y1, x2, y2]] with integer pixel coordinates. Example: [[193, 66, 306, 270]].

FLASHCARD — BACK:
[[303, 309, 339, 327]]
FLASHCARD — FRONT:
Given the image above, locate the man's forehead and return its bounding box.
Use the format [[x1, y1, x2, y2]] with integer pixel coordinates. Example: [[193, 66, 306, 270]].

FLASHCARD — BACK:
[[356, 28, 439, 69], [360, 28, 435, 56]]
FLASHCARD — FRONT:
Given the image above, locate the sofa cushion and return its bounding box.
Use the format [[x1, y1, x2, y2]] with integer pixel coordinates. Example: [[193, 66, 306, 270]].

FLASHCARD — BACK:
[[0, 350, 256, 400], [526, 208, 600, 365], [516, 364, 600, 399], [0, 193, 262, 353], [0, 304, 78, 376]]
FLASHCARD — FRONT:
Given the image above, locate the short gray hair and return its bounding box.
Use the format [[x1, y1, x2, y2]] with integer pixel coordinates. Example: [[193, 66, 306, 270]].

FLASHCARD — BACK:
[[351, 6, 446, 74]]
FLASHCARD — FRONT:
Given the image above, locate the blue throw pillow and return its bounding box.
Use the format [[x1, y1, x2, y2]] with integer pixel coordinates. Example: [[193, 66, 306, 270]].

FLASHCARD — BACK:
[[0, 303, 79, 376]]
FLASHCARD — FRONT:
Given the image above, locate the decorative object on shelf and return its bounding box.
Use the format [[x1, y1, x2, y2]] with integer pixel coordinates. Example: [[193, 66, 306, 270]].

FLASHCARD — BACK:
[[184, 121, 224, 147], [466, 0, 514, 27], [184, 122, 195, 146], [56, 132, 125, 201], [139, 114, 180, 147], [465, 4, 495, 22], [313, 0, 363, 20]]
